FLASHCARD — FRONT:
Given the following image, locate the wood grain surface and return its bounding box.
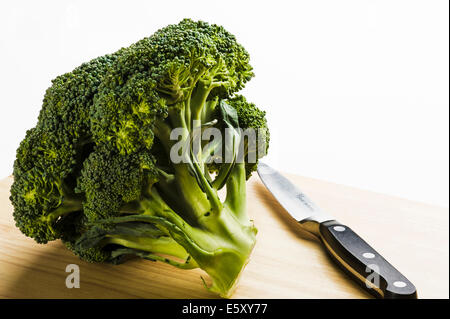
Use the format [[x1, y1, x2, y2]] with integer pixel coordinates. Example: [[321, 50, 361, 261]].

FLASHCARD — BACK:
[[0, 174, 448, 299]]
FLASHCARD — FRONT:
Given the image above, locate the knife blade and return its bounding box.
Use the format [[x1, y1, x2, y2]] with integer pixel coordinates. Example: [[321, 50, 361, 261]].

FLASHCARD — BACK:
[[257, 162, 417, 299]]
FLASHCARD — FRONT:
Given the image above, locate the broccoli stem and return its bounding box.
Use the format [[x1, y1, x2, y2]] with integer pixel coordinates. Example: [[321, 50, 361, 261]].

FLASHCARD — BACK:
[[201, 98, 219, 123], [190, 80, 213, 122], [112, 203, 257, 297], [40, 195, 83, 224], [104, 235, 191, 261], [138, 252, 198, 269], [224, 162, 249, 224], [191, 160, 222, 215], [153, 120, 174, 155], [168, 164, 212, 219], [111, 248, 199, 269], [154, 76, 228, 221]]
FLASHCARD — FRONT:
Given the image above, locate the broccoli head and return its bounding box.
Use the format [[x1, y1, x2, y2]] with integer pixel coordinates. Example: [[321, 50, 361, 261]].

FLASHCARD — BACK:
[[10, 19, 269, 297]]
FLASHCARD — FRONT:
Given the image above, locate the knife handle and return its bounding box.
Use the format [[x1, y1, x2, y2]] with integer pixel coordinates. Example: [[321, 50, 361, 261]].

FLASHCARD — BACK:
[[319, 220, 417, 299]]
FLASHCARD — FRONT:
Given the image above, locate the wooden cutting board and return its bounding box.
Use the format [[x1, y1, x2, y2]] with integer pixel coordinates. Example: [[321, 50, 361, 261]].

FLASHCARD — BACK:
[[0, 174, 448, 299]]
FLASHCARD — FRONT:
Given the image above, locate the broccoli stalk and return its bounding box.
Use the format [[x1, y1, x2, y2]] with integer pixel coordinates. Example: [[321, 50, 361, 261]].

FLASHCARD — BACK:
[[95, 170, 256, 296], [77, 95, 259, 296]]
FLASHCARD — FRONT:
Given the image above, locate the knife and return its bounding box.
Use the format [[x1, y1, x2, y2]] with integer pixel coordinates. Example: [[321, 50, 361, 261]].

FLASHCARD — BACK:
[[257, 162, 417, 299]]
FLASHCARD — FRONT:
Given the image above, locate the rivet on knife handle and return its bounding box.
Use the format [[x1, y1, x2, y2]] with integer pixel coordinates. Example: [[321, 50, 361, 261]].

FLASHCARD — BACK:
[[319, 220, 417, 299]]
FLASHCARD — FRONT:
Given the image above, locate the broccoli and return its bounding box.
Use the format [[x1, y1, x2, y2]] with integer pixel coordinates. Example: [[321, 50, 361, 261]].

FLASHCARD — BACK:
[[10, 19, 269, 297]]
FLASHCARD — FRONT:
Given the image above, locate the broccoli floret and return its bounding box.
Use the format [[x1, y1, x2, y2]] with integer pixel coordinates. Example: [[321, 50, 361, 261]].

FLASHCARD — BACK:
[[226, 95, 270, 177], [59, 212, 111, 263], [10, 128, 83, 243], [10, 19, 269, 298], [10, 53, 120, 243]]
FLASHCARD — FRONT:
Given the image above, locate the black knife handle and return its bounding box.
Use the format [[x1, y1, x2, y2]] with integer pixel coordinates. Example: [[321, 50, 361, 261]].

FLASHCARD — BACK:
[[319, 220, 417, 299]]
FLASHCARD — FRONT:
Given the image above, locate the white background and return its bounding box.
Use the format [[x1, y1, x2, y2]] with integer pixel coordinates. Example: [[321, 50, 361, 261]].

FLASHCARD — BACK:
[[0, 0, 448, 207]]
